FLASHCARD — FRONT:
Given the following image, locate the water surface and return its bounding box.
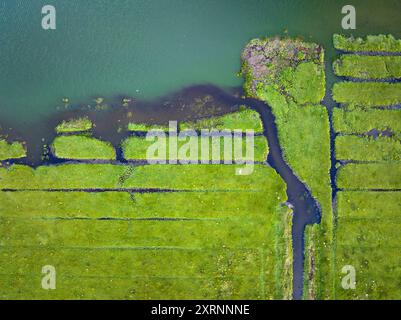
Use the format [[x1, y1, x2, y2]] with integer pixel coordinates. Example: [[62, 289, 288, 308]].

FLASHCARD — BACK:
[[1, 0, 400, 126]]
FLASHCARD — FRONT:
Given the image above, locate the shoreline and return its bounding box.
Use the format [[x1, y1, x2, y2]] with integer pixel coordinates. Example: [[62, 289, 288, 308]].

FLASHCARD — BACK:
[[1, 84, 322, 300]]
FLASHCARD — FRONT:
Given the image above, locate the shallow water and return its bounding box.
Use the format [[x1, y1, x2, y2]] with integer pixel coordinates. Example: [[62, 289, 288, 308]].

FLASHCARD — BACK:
[[1, 0, 401, 127]]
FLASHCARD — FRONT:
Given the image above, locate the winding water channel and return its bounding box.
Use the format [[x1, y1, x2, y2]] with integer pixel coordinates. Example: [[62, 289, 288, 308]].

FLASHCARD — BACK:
[[5, 85, 321, 299], [200, 87, 322, 300]]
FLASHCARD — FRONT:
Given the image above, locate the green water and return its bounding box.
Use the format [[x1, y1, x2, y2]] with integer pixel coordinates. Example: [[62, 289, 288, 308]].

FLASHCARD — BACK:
[[1, 0, 400, 125]]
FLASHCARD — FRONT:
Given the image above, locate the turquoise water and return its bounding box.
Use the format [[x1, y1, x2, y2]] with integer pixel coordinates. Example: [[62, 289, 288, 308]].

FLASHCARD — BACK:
[[0, 0, 400, 125]]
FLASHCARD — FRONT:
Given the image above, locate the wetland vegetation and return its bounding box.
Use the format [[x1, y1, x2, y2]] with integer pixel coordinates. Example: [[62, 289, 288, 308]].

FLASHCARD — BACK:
[[55, 117, 93, 133], [1, 31, 400, 301], [0, 108, 292, 299], [333, 82, 401, 107], [333, 34, 401, 52], [333, 55, 401, 79], [0, 139, 26, 161], [52, 135, 116, 160], [241, 36, 332, 299], [331, 34, 401, 300]]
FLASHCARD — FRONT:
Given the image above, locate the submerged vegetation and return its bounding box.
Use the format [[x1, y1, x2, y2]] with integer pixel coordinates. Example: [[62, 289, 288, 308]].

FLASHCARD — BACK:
[[0, 139, 26, 161]]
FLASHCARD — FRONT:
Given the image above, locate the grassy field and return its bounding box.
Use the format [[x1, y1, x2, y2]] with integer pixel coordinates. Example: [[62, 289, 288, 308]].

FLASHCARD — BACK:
[[0, 217, 279, 248], [0, 139, 26, 160], [285, 62, 326, 105], [303, 224, 318, 300], [1, 101, 294, 299], [122, 135, 268, 162], [0, 160, 293, 299], [334, 55, 401, 79], [336, 218, 400, 247], [332, 106, 401, 134], [0, 247, 285, 299], [0, 190, 279, 219], [332, 34, 401, 300], [0, 164, 281, 191], [334, 245, 401, 299], [335, 135, 401, 161], [333, 82, 401, 107], [334, 191, 401, 299], [337, 163, 401, 189], [52, 135, 116, 160], [180, 108, 264, 133], [336, 191, 400, 219], [241, 37, 333, 299], [55, 117, 92, 133], [1, 102, 287, 296], [333, 34, 401, 52]]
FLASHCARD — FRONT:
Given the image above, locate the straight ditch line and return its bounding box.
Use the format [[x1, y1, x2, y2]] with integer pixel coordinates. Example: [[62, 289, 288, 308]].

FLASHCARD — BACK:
[[259, 248, 265, 299], [339, 50, 401, 57], [336, 216, 401, 221], [0, 245, 204, 251], [335, 132, 401, 138], [336, 160, 401, 165], [335, 244, 401, 249], [0, 272, 260, 280], [337, 188, 401, 192], [340, 77, 401, 83], [370, 104, 401, 110], [0, 245, 261, 252], [0, 216, 227, 222], [324, 55, 339, 300], [0, 188, 262, 193]]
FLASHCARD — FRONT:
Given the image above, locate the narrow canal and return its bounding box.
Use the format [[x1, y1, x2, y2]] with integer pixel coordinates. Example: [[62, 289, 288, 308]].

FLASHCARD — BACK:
[[6, 84, 321, 300]]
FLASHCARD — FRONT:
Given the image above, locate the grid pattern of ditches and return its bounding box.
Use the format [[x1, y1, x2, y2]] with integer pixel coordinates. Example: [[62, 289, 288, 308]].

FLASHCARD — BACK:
[[332, 44, 401, 300]]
